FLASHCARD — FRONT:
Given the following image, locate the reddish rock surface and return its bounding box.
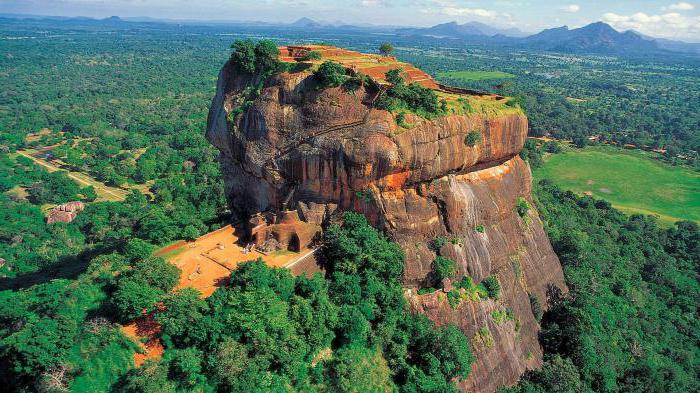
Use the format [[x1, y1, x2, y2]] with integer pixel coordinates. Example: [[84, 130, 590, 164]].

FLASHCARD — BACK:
[[206, 51, 566, 392]]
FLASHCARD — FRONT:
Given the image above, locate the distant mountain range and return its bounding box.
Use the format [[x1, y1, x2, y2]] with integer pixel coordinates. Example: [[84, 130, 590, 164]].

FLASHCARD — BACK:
[[521, 22, 660, 54], [2, 13, 699, 57], [397, 21, 527, 38]]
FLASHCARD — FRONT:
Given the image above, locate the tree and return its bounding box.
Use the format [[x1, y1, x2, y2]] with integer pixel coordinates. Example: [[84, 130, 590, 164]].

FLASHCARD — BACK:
[[117, 360, 176, 393], [533, 355, 583, 393], [253, 39, 281, 73], [156, 288, 208, 347], [328, 345, 395, 393], [465, 131, 482, 146], [168, 348, 206, 388], [572, 136, 588, 148], [314, 61, 347, 88], [481, 276, 501, 299], [81, 186, 97, 202], [129, 256, 180, 293], [209, 338, 249, 388], [379, 42, 394, 57], [385, 68, 404, 85], [182, 225, 199, 241], [121, 238, 155, 262], [432, 256, 456, 283], [230, 39, 257, 74], [112, 279, 163, 321], [336, 305, 370, 346]]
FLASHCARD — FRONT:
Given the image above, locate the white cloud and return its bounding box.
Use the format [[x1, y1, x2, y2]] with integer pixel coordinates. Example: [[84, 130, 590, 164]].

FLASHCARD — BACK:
[[665, 2, 695, 11], [603, 11, 700, 41], [441, 7, 499, 18], [360, 0, 391, 6], [560, 4, 580, 13], [420, 3, 502, 20]]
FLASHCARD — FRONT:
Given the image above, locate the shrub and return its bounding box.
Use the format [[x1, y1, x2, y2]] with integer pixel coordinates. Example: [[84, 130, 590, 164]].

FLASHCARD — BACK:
[[529, 292, 543, 322], [481, 276, 501, 299], [395, 112, 407, 127], [475, 224, 486, 233], [492, 309, 509, 325], [430, 236, 448, 252], [385, 68, 404, 85], [314, 61, 348, 88], [300, 50, 321, 61], [417, 287, 438, 295], [355, 189, 373, 203], [455, 276, 487, 301], [432, 256, 456, 283], [447, 290, 461, 309], [377, 69, 439, 116], [464, 131, 482, 146], [379, 42, 394, 56], [516, 197, 530, 218], [545, 141, 562, 154], [474, 326, 494, 348]]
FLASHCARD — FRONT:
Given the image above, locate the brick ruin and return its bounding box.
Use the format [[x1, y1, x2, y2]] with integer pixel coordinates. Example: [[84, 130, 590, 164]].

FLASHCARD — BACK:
[[247, 210, 321, 253], [47, 201, 85, 224]]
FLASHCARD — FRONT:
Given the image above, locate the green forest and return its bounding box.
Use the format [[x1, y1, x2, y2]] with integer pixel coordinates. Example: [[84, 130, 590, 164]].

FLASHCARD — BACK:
[[0, 18, 698, 393]]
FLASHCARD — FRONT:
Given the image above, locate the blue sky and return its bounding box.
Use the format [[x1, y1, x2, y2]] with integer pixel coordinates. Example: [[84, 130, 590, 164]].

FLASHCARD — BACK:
[[2, 0, 700, 41]]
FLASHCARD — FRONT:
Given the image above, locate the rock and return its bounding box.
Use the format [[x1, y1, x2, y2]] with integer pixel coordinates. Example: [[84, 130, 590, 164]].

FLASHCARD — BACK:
[[206, 48, 566, 392]]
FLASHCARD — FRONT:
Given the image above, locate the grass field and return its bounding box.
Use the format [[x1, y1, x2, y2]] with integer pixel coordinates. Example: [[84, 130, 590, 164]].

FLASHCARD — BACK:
[[437, 70, 516, 81], [534, 145, 700, 226]]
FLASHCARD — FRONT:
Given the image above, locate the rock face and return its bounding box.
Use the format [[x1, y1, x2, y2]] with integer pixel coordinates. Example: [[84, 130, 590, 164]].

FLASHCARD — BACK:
[[206, 54, 566, 392]]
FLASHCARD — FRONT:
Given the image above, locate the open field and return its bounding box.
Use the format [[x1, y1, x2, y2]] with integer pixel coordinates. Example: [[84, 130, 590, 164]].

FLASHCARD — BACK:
[[437, 70, 515, 81], [534, 145, 700, 226]]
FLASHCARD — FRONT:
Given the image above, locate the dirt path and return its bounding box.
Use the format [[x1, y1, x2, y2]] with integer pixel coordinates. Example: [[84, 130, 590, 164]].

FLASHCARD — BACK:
[[16, 150, 129, 201]]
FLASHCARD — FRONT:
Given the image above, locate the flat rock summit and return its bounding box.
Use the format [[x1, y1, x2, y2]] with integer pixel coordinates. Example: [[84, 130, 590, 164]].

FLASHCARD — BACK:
[[206, 45, 567, 392]]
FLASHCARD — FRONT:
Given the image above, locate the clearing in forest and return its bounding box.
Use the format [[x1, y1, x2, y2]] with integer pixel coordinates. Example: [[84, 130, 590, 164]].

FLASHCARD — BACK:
[[155, 225, 314, 297], [534, 145, 700, 226]]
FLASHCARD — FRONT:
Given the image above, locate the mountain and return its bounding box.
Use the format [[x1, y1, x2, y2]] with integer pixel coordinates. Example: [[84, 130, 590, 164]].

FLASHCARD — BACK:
[[289, 17, 322, 28], [633, 32, 700, 55], [207, 45, 566, 393], [398, 21, 527, 38], [523, 22, 660, 54]]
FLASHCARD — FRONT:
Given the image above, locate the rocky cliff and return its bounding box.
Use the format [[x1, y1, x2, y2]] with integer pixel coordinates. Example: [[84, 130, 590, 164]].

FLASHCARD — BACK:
[[206, 48, 566, 392]]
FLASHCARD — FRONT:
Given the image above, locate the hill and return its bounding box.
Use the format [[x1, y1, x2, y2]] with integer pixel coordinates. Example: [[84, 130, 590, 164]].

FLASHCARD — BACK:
[[398, 21, 527, 38], [522, 22, 662, 55]]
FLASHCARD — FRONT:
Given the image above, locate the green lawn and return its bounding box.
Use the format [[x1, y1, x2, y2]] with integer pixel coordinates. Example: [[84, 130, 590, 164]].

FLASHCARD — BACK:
[[437, 70, 515, 81], [534, 146, 700, 226]]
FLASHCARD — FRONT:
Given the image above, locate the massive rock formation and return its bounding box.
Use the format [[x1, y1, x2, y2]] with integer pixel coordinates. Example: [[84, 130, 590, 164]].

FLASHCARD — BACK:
[[206, 48, 566, 392]]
